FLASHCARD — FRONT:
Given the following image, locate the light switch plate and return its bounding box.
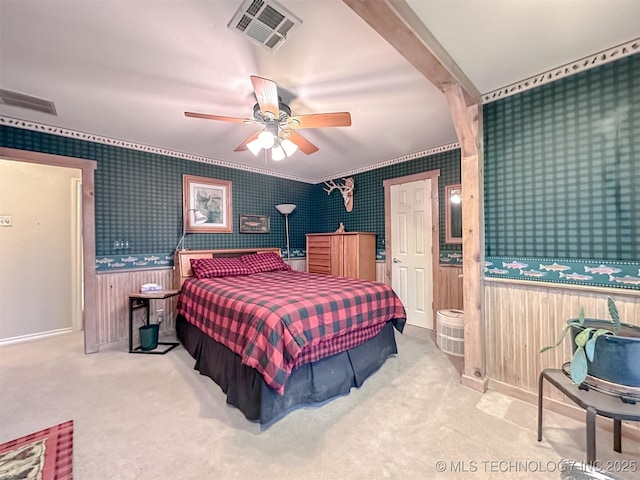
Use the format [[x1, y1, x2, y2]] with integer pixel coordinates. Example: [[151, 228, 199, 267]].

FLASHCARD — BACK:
[[0, 216, 12, 227]]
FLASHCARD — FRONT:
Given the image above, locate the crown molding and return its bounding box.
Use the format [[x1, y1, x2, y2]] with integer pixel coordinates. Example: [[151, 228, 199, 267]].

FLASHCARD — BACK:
[[313, 142, 460, 183], [0, 115, 460, 185], [482, 38, 639, 104], [2, 40, 636, 184], [0, 116, 314, 184]]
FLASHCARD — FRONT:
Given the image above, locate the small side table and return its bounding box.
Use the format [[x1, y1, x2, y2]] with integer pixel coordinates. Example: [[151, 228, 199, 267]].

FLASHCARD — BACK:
[[128, 289, 181, 354], [538, 368, 640, 465]]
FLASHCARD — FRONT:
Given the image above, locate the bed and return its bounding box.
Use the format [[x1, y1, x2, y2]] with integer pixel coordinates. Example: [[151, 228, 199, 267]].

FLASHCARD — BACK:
[[174, 248, 406, 426]]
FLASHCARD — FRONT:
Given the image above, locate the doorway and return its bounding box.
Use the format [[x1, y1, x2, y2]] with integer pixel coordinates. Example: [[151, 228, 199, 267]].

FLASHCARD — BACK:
[[0, 147, 97, 352], [0, 160, 83, 341], [383, 170, 440, 329]]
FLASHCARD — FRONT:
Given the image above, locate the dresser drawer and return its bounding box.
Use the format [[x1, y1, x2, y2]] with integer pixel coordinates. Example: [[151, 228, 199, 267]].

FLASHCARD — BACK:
[[307, 251, 331, 273], [306, 232, 375, 280], [307, 235, 332, 275], [307, 236, 331, 248], [307, 246, 331, 258], [308, 262, 331, 274]]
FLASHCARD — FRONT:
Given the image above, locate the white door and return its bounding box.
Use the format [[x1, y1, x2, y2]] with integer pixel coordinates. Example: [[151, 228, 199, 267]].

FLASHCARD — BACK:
[[391, 180, 434, 329]]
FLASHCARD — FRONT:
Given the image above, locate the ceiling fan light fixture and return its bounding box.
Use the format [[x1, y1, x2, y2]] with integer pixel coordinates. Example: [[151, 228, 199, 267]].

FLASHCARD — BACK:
[[258, 130, 275, 149], [186, 76, 350, 159], [281, 138, 298, 156], [247, 138, 263, 156], [272, 145, 286, 161]]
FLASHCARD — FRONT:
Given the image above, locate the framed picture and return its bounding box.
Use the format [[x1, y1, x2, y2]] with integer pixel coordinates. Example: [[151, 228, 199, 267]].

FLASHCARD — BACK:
[[239, 214, 270, 233], [182, 174, 232, 233]]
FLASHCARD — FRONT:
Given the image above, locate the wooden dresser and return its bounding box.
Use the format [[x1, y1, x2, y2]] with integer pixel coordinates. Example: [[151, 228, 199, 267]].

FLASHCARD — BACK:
[[306, 232, 376, 281]]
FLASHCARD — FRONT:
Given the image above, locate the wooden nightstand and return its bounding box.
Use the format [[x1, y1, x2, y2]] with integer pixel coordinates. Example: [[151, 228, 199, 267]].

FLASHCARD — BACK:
[[128, 289, 181, 354]]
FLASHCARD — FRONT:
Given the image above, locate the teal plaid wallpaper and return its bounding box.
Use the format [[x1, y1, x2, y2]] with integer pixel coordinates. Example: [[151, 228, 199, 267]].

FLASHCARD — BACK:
[[484, 55, 639, 290], [0, 126, 314, 256], [4, 57, 637, 290], [4, 55, 637, 289], [484, 55, 639, 261], [1, 123, 461, 267], [312, 148, 462, 255]]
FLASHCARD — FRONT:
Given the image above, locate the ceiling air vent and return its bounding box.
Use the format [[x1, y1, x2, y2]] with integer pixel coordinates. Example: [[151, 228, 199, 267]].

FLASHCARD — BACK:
[[228, 0, 301, 52], [0, 89, 57, 115]]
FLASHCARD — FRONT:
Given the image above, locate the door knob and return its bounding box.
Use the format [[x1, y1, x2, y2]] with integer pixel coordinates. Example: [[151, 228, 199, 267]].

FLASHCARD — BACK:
[[393, 258, 401, 263]]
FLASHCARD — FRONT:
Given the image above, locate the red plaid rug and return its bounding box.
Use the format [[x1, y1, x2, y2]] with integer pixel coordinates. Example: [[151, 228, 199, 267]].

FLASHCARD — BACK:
[[0, 420, 73, 479]]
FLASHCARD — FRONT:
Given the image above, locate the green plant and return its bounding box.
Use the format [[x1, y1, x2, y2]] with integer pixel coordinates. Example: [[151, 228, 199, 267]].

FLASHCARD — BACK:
[[540, 297, 621, 384]]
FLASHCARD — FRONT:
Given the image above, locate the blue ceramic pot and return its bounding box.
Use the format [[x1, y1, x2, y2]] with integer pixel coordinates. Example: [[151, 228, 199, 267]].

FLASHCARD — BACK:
[[569, 318, 640, 387]]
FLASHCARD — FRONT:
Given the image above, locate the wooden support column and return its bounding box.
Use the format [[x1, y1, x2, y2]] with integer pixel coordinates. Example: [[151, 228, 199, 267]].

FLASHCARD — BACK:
[[344, 0, 486, 391], [444, 85, 486, 392], [343, 0, 480, 101]]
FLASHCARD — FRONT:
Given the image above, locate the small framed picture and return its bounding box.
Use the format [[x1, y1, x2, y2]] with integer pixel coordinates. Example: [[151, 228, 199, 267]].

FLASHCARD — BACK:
[[182, 174, 232, 233], [239, 214, 270, 233]]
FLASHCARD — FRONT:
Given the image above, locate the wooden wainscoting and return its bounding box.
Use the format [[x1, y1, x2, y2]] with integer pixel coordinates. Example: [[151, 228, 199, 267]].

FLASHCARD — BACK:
[[96, 268, 175, 345], [433, 265, 464, 324], [287, 258, 307, 272], [485, 281, 640, 395], [485, 280, 640, 438], [376, 262, 386, 283]]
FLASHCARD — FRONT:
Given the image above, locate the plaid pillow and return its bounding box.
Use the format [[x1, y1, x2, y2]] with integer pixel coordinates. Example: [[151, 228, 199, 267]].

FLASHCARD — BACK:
[[240, 252, 291, 274], [190, 257, 251, 279]]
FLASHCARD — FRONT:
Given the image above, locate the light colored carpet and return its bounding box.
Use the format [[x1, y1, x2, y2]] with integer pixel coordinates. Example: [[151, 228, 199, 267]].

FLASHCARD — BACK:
[[1, 326, 638, 479]]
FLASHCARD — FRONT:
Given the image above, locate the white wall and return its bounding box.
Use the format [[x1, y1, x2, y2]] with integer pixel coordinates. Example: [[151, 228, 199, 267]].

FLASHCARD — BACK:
[[0, 159, 81, 341]]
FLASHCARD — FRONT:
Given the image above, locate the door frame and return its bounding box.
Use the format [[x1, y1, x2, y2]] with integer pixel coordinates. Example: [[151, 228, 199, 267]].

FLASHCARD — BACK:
[[71, 177, 83, 332], [0, 147, 98, 353], [383, 170, 440, 325]]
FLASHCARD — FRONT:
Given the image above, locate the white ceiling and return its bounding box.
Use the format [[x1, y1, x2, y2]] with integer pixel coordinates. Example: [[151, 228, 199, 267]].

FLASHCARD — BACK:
[[1, 0, 638, 183]]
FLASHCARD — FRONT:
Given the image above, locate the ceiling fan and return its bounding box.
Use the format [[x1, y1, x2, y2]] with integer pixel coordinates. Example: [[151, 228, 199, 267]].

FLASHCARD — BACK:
[[184, 75, 351, 161]]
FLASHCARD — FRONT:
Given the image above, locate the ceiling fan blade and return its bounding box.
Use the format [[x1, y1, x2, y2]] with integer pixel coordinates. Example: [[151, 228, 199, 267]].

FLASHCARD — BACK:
[[285, 130, 319, 155], [250, 75, 279, 120], [233, 132, 260, 152], [185, 112, 254, 124], [287, 112, 352, 129]]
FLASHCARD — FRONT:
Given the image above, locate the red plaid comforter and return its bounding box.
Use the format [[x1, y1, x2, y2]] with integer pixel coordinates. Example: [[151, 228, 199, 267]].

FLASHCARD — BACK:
[[177, 270, 406, 394]]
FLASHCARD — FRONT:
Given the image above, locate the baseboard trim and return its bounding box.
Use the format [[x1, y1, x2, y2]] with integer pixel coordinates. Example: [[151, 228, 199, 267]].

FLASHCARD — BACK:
[[0, 328, 73, 347], [461, 374, 488, 392], [488, 378, 640, 443]]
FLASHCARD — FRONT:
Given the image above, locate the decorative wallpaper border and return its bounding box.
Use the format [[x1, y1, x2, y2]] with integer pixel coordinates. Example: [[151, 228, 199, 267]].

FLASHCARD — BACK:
[[314, 143, 461, 183], [0, 115, 460, 185], [94, 252, 640, 290], [374, 250, 461, 264], [4, 43, 637, 184], [0, 116, 313, 184], [484, 256, 640, 291], [482, 38, 639, 104], [95, 248, 306, 271], [96, 253, 174, 272], [440, 250, 463, 266], [284, 248, 306, 259]]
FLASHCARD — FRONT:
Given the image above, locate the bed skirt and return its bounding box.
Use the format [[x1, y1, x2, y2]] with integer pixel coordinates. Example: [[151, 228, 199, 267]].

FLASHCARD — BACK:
[[176, 315, 399, 426]]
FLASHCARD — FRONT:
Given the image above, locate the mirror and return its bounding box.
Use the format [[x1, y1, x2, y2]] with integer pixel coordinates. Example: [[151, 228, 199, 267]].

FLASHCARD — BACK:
[[445, 184, 462, 244]]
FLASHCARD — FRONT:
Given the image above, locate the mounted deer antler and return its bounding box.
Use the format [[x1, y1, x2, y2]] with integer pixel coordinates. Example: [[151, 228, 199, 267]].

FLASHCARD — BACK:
[[323, 177, 354, 212]]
